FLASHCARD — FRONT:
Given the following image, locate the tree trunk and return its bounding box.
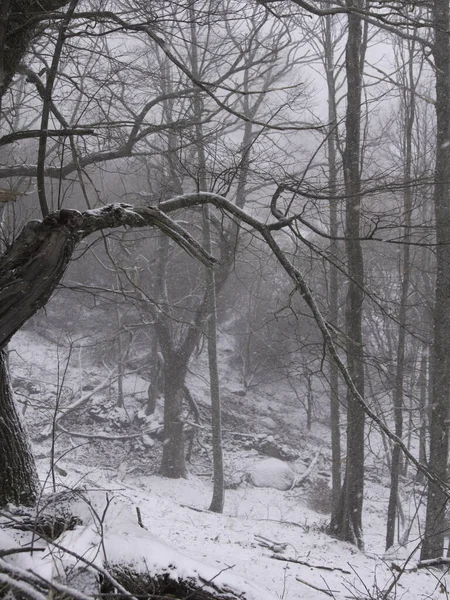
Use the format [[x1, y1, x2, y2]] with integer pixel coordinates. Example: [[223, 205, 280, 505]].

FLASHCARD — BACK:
[[153, 233, 187, 479], [323, 12, 341, 509], [329, 1, 366, 550], [189, 4, 224, 512], [306, 374, 313, 431], [0, 212, 79, 506], [0, 214, 81, 350], [160, 357, 186, 478], [421, 0, 450, 561], [0, 351, 40, 507], [418, 345, 428, 474], [204, 231, 224, 513], [147, 333, 161, 415], [385, 38, 415, 551]]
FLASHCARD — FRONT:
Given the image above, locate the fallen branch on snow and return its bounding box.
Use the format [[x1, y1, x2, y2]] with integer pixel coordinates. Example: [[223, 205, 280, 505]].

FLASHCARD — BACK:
[[272, 554, 351, 574], [417, 557, 450, 569], [295, 576, 338, 597], [254, 534, 287, 554], [56, 422, 162, 441]]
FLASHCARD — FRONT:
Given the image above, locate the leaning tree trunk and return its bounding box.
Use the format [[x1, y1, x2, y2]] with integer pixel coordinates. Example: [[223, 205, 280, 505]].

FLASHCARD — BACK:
[[0, 212, 82, 508], [0, 351, 40, 507]]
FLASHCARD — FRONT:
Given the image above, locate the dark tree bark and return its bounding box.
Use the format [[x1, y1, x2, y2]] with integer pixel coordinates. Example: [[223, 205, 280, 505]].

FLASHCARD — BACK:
[[146, 333, 161, 415], [418, 346, 429, 473], [0, 351, 39, 507], [0, 210, 83, 350], [0, 0, 73, 508], [1, 0, 71, 99], [329, 0, 366, 550], [160, 355, 188, 478], [154, 233, 189, 479], [421, 0, 450, 561], [203, 205, 224, 512]]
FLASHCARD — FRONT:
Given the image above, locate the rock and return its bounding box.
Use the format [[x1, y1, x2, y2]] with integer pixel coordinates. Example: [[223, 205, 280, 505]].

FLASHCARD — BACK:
[[226, 384, 247, 397], [260, 417, 278, 431], [142, 435, 155, 448], [257, 438, 299, 462], [245, 458, 296, 491]]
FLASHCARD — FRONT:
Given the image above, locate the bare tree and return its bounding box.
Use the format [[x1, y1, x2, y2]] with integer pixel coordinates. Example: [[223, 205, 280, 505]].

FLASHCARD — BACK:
[[328, 0, 368, 550], [385, 34, 420, 551], [421, 0, 450, 560]]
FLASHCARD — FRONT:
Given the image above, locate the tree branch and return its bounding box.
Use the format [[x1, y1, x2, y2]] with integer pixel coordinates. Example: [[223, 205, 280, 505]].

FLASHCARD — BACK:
[[0, 128, 95, 146]]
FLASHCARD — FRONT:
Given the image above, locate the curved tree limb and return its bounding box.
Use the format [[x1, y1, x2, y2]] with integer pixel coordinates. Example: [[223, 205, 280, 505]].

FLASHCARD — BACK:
[[0, 201, 217, 350], [1, 191, 449, 501]]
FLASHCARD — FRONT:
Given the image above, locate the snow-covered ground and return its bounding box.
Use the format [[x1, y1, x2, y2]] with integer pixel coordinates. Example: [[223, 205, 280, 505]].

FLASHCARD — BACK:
[[5, 326, 449, 599]]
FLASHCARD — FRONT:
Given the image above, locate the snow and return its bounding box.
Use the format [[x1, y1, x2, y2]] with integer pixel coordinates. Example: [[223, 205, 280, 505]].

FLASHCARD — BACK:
[[4, 327, 450, 599], [19, 472, 438, 600], [245, 458, 296, 490]]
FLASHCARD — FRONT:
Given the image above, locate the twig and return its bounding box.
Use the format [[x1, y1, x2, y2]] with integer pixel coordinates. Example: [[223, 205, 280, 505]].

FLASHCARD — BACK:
[[294, 448, 321, 486], [180, 504, 209, 514], [56, 366, 118, 422], [256, 518, 309, 531], [296, 576, 337, 596], [39, 366, 119, 439], [136, 507, 144, 529], [254, 534, 287, 553], [272, 554, 351, 574]]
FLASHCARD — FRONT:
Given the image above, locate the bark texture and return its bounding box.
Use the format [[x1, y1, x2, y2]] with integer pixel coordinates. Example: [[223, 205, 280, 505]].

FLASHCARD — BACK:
[[0, 211, 82, 351], [160, 356, 188, 478], [1, 0, 71, 98], [421, 0, 450, 560], [0, 351, 39, 507]]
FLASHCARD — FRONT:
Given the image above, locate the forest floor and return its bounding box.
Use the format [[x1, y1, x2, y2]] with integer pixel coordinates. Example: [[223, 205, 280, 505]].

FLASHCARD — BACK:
[[6, 323, 448, 600]]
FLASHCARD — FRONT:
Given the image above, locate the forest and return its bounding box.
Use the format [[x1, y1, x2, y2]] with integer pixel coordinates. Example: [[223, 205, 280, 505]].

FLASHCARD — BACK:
[[1, 0, 450, 598]]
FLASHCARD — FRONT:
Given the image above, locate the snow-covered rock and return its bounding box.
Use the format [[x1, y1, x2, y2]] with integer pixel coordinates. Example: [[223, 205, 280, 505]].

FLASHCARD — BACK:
[[260, 417, 278, 430], [245, 458, 296, 491]]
